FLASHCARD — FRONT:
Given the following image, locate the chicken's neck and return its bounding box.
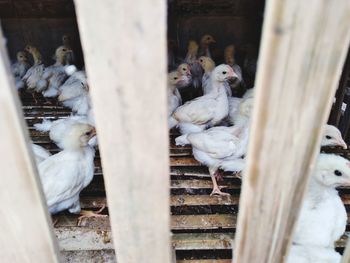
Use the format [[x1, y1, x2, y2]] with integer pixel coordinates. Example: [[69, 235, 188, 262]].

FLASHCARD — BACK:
[[209, 81, 228, 96], [200, 44, 211, 58], [55, 56, 66, 66], [31, 51, 42, 65], [306, 177, 338, 206], [185, 51, 197, 64]]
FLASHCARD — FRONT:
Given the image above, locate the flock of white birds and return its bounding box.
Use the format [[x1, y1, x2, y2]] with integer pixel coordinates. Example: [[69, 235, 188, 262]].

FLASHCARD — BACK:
[[11, 35, 103, 223], [167, 34, 350, 262], [10, 33, 350, 262]]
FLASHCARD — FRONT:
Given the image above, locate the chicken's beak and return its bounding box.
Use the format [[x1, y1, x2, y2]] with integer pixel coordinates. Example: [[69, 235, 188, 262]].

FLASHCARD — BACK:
[[90, 128, 97, 138], [339, 139, 348, 149]]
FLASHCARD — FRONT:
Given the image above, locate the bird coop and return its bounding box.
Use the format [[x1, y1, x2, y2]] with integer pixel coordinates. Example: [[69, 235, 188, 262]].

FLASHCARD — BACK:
[[1, 0, 350, 263]]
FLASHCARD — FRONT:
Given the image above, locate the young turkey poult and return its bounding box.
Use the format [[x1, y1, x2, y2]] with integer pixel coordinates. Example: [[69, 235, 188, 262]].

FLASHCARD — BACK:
[[22, 45, 45, 103], [39, 46, 72, 99], [198, 34, 216, 58], [58, 66, 91, 115], [168, 71, 191, 129], [287, 154, 350, 263], [38, 123, 104, 223], [198, 56, 216, 95], [224, 44, 246, 97], [11, 51, 31, 90], [62, 34, 75, 65], [321, 125, 347, 149], [176, 98, 253, 196], [173, 64, 235, 136]]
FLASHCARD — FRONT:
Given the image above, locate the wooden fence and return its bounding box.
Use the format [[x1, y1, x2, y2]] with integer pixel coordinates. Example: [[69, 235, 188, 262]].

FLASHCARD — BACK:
[[0, 0, 349, 262]]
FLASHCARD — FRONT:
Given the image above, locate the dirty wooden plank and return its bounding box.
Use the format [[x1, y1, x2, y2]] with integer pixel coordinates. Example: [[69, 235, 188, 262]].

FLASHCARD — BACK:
[[80, 195, 238, 209], [0, 26, 60, 262], [55, 227, 113, 251], [61, 250, 116, 263], [54, 214, 237, 231], [177, 260, 232, 263], [74, 0, 170, 262], [171, 180, 239, 190], [173, 233, 234, 250], [170, 157, 202, 166], [171, 215, 236, 230], [234, 1, 350, 263]]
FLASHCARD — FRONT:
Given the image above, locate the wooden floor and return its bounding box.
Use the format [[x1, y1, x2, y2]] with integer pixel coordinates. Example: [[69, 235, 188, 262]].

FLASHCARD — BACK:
[[22, 92, 350, 262]]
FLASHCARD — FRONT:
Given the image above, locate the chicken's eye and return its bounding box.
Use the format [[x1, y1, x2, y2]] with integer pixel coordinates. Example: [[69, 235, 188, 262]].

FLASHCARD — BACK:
[[174, 77, 178, 80], [334, 170, 342, 176], [200, 59, 203, 63], [326, 135, 332, 140], [85, 131, 92, 136], [222, 71, 227, 75], [207, 37, 210, 40], [63, 48, 67, 52]]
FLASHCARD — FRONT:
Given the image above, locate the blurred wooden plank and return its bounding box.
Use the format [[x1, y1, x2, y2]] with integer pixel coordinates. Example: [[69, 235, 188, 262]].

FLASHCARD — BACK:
[[171, 157, 201, 166], [55, 227, 113, 251], [55, 226, 350, 252], [0, 26, 59, 262], [61, 250, 116, 263], [177, 260, 231, 263], [234, 1, 350, 263], [80, 195, 237, 209], [172, 215, 236, 230], [173, 233, 233, 251], [74, 0, 170, 262]]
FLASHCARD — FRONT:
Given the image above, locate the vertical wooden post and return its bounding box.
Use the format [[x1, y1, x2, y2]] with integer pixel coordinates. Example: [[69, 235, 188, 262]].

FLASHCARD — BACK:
[[0, 27, 59, 262], [234, 1, 350, 263], [74, 1, 170, 262]]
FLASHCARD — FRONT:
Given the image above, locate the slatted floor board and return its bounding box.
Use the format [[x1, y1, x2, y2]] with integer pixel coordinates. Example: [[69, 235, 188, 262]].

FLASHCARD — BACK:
[[20, 91, 350, 262]]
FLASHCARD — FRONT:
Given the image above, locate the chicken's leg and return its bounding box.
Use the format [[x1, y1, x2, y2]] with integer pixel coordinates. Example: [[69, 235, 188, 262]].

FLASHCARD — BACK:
[[209, 167, 230, 196], [31, 93, 38, 104], [77, 205, 108, 226]]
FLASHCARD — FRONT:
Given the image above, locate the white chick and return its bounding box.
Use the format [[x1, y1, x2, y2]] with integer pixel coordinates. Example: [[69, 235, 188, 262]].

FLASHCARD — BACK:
[[31, 143, 51, 164], [34, 112, 95, 149], [230, 97, 254, 126], [11, 51, 30, 90], [22, 45, 45, 103], [287, 154, 350, 263], [321, 125, 347, 149], [168, 71, 191, 129], [39, 46, 72, 98], [58, 67, 90, 115], [176, 98, 253, 196], [173, 64, 235, 136], [38, 123, 96, 215]]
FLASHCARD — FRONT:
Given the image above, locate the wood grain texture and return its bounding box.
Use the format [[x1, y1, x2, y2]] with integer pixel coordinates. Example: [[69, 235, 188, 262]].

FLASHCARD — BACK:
[[73, 0, 170, 262], [234, 1, 350, 263], [0, 27, 59, 262]]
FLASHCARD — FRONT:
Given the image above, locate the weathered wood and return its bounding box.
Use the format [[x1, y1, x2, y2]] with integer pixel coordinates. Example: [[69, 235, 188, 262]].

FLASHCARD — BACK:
[[55, 228, 113, 251], [0, 27, 59, 262], [234, 1, 350, 263], [74, 0, 170, 262], [171, 157, 202, 166], [177, 260, 232, 263], [61, 250, 116, 263], [174, 232, 232, 251]]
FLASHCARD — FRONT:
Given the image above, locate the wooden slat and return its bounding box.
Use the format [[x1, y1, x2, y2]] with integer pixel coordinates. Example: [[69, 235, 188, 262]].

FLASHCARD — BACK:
[[171, 157, 201, 166], [174, 232, 225, 251], [0, 27, 59, 262], [55, 228, 113, 251], [74, 1, 170, 262], [177, 260, 231, 263], [54, 214, 236, 231], [234, 1, 350, 263], [55, 225, 350, 252], [61, 250, 116, 263], [79, 193, 350, 209]]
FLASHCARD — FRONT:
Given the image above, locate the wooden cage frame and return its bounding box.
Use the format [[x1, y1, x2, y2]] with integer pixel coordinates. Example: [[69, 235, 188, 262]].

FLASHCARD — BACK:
[[0, 0, 350, 262]]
